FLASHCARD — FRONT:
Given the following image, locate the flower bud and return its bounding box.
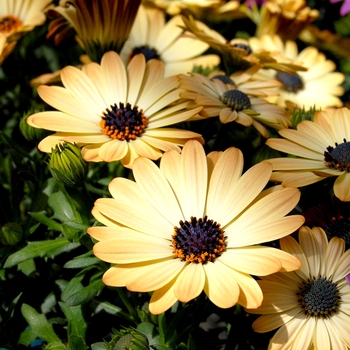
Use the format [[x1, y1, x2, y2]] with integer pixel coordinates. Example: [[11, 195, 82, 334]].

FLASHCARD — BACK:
[[20, 109, 49, 143], [109, 328, 149, 350], [0, 222, 23, 246], [48, 142, 88, 187], [291, 105, 318, 129]]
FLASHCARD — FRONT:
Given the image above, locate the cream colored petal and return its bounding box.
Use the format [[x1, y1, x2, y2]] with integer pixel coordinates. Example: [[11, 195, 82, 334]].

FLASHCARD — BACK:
[[94, 198, 173, 239], [148, 106, 203, 129], [203, 260, 239, 308], [174, 263, 205, 302], [329, 312, 350, 348], [126, 53, 146, 107], [180, 140, 208, 219], [93, 234, 172, 263], [137, 59, 165, 105], [141, 135, 180, 152], [144, 89, 184, 117], [81, 144, 103, 162], [219, 247, 282, 276], [98, 139, 129, 162], [332, 108, 350, 142], [313, 318, 330, 350], [299, 228, 320, 277], [102, 266, 129, 287], [129, 138, 162, 159], [146, 8, 166, 48], [206, 147, 243, 223], [325, 236, 345, 278], [162, 36, 209, 61], [324, 318, 348, 350], [228, 269, 263, 308], [270, 171, 325, 187], [225, 187, 301, 245], [280, 236, 310, 280], [268, 316, 307, 350], [37, 85, 100, 123], [60, 65, 106, 110], [132, 157, 184, 226], [227, 216, 304, 248], [149, 278, 178, 315], [120, 142, 140, 168], [126, 258, 185, 292], [296, 120, 334, 147], [290, 316, 315, 350], [219, 108, 237, 124], [163, 55, 220, 77], [252, 309, 303, 335], [334, 172, 350, 202], [266, 138, 323, 160], [333, 247, 350, 282], [88, 226, 135, 241], [213, 161, 271, 228], [101, 51, 127, 105], [266, 157, 326, 170], [27, 111, 100, 132]]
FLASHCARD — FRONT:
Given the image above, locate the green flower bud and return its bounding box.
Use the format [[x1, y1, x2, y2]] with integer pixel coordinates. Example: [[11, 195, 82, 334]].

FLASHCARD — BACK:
[[291, 105, 318, 129], [108, 328, 149, 350], [48, 142, 88, 187], [0, 222, 23, 246], [20, 109, 49, 143]]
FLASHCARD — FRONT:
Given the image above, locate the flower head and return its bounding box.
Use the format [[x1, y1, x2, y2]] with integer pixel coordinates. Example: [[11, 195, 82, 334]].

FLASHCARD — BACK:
[[119, 5, 220, 77], [179, 72, 290, 138], [46, 0, 141, 62], [266, 107, 350, 201], [254, 0, 319, 41], [0, 0, 51, 64], [88, 140, 303, 314], [249, 34, 345, 110], [27, 51, 203, 168], [246, 226, 350, 350]]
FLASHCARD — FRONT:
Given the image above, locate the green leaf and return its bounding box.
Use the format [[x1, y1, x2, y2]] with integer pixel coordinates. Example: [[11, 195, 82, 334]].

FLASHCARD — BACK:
[[18, 327, 38, 346], [44, 342, 67, 350], [64, 257, 100, 269], [91, 342, 108, 350], [4, 238, 73, 268], [21, 304, 61, 344], [66, 279, 105, 307], [48, 190, 82, 223], [28, 211, 63, 232], [137, 322, 160, 347], [59, 301, 87, 349], [18, 258, 36, 277], [61, 275, 85, 303]]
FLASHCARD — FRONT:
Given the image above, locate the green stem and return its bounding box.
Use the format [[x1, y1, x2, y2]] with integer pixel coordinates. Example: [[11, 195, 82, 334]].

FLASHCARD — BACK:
[[116, 287, 140, 325]]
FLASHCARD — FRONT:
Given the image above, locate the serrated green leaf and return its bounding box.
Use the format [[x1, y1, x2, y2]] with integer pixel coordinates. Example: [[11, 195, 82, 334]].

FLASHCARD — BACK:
[[64, 257, 100, 269], [66, 279, 105, 307], [44, 342, 67, 350], [67, 335, 87, 350], [59, 301, 87, 346], [21, 304, 61, 344], [61, 275, 84, 302], [4, 238, 71, 268], [18, 327, 37, 346], [28, 211, 63, 232]]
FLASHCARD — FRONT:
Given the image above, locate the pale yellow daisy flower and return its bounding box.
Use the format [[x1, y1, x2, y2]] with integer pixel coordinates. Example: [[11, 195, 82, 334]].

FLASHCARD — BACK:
[[88, 140, 303, 315], [249, 34, 345, 110], [178, 72, 290, 138], [265, 108, 350, 202], [0, 0, 51, 64], [27, 51, 203, 168], [119, 4, 220, 77], [247, 226, 350, 350]]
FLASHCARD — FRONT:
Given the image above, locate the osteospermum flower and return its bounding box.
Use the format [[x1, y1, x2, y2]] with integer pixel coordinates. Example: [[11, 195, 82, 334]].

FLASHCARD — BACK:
[[119, 5, 220, 77], [27, 51, 203, 168], [266, 108, 350, 202], [88, 140, 304, 314], [178, 72, 290, 138], [46, 0, 141, 62], [0, 0, 51, 64], [249, 34, 345, 110], [246, 226, 350, 350], [253, 0, 319, 41]]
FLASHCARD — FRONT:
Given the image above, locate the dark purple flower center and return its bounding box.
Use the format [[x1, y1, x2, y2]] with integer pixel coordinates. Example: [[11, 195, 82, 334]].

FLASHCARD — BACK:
[[276, 72, 304, 93]]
